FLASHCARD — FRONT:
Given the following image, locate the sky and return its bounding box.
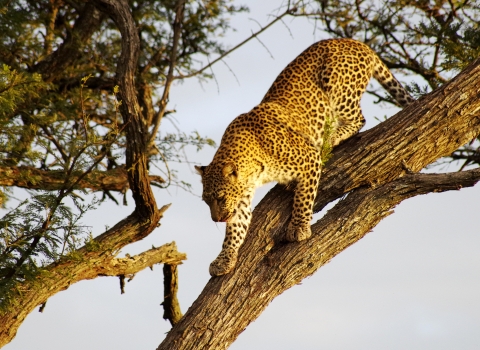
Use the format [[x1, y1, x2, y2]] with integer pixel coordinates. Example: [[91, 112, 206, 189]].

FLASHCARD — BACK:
[[4, 1, 480, 350]]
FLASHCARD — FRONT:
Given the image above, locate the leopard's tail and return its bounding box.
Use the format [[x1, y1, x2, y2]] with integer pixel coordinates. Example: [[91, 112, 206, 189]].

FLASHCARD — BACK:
[[372, 56, 415, 107]]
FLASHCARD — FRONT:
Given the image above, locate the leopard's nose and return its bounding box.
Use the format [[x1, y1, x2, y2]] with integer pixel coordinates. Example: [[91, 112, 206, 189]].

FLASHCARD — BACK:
[[211, 211, 231, 222], [210, 200, 232, 222], [210, 199, 222, 222], [213, 215, 231, 223]]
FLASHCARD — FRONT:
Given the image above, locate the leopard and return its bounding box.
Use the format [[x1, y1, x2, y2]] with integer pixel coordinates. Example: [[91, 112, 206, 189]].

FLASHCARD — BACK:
[[195, 38, 414, 277]]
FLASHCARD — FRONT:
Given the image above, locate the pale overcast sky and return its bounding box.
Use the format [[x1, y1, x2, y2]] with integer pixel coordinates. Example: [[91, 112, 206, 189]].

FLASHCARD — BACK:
[[4, 1, 480, 349]]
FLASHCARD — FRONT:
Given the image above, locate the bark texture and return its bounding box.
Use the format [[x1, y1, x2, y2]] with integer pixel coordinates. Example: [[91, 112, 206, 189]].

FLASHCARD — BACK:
[[156, 57, 480, 349], [32, 2, 105, 81], [0, 165, 164, 192], [0, 1, 180, 347], [162, 263, 183, 326], [1, 0, 479, 348]]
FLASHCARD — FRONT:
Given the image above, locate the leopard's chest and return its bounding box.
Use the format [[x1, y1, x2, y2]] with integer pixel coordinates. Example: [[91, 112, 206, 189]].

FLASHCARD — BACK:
[[251, 161, 300, 188]]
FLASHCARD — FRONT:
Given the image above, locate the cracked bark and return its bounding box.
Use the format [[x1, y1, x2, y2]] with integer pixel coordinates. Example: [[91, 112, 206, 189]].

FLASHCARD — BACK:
[[0, 0, 179, 347], [156, 57, 480, 349], [162, 263, 183, 326], [0, 165, 164, 192], [1, 0, 479, 348]]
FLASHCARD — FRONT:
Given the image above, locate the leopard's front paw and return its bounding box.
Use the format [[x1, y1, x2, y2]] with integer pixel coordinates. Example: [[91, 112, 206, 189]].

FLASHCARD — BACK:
[[209, 251, 238, 277], [285, 222, 312, 242]]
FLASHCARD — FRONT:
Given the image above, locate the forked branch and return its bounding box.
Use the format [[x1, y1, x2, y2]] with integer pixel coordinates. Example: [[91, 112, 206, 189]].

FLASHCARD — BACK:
[[156, 56, 480, 350], [101, 243, 186, 277]]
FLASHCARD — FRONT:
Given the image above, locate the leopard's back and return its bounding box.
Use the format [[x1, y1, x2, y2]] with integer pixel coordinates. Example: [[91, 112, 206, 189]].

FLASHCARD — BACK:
[[261, 38, 413, 147]]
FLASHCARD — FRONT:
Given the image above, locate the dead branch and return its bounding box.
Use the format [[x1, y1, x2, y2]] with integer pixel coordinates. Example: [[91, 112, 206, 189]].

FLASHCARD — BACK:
[[101, 243, 186, 277], [162, 263, 183, 326]]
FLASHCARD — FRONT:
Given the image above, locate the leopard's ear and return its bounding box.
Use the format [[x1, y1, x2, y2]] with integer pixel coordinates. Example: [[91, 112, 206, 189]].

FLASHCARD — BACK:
[[222, 162, 237, 178], [194, 165, 206, 176]]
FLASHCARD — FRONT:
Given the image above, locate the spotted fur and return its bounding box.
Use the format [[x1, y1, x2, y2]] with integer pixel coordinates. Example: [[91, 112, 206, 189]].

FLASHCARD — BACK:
[[196, 38, 414, 276]]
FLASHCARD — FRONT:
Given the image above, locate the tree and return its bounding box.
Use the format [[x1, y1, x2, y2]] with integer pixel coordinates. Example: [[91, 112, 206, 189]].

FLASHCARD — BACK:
[[1, 0, 479, 349], [0, 0, 249, 344], [0, 0, 298, 345]]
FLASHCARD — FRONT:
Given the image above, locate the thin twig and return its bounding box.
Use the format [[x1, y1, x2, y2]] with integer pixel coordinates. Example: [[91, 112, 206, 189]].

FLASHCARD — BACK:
[[41, 126, 69, 163], [221, 59, 240, 86], [173, 6, 298, 81], [148, 0, 186, 146]]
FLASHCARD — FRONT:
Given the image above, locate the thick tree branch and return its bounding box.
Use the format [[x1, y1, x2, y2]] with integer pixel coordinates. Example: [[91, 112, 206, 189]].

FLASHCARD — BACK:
[[157, 171, 480, 350], [0, 1, 168, 347], [157, 57, 480, 349], [93, 0, 157, 218], [162, 263, 183, 326], [0, 204, 177, 347], [0, 165, 164, 192], [314, 56, 480, 212], [101, 243, 186, 276], [33, 2, 105, 81]]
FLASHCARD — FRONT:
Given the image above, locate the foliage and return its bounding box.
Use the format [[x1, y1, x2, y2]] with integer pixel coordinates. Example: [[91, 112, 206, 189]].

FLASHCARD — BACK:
[[295, 0, 480, 166], [0, 65, 48, 120], [0, 0, 244, 186], [0, 0, 243, 306], [0, 0, 478, 337], [0, 193, 97, 310], [297, 0, 480, 98]]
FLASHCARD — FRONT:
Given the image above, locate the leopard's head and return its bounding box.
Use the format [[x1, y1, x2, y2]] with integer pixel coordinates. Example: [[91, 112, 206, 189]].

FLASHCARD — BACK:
[[195, 161, 246, 222]]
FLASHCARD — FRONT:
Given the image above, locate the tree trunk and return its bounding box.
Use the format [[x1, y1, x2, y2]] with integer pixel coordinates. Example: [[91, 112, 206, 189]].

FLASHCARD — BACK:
[[156, 58, 480, 349], [0, 0, 177, 346], [1, 1, 479, 348]]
